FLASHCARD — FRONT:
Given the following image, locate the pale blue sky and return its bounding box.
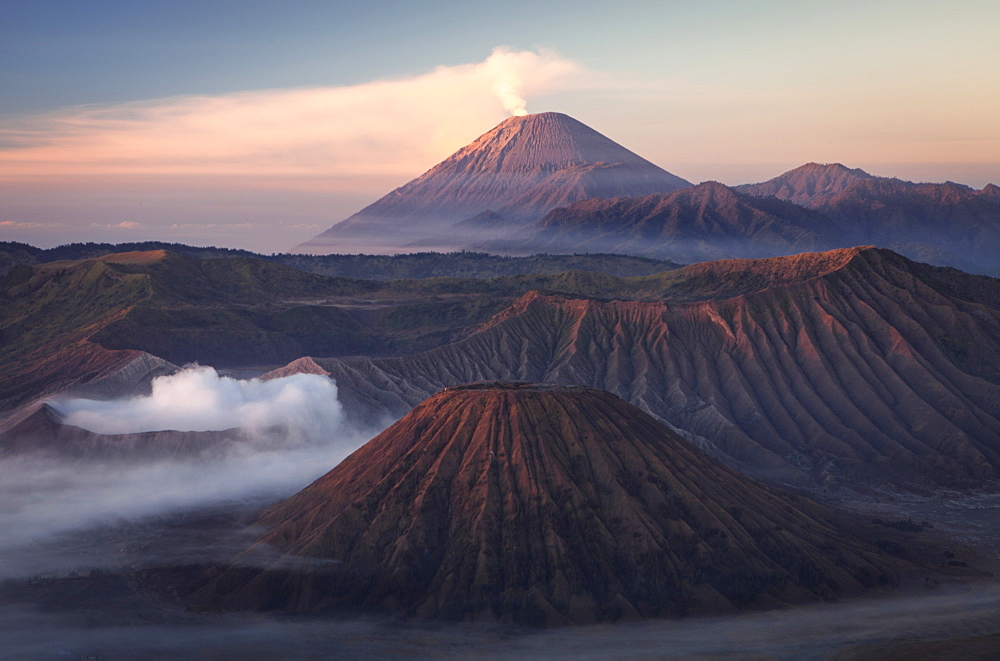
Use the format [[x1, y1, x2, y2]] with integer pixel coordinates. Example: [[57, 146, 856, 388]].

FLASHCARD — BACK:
[[2, 0, 998, 250]]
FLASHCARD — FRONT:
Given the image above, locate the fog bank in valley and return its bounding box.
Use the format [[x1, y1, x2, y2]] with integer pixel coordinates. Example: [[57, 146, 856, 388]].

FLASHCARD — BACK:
[[2, 368, 998, 658], [1, 368, 376, 576], [55, 365, 343, 439]]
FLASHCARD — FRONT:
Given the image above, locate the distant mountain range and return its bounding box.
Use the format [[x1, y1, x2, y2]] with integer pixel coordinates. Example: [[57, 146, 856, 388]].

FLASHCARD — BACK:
[[738, 163, 1000, 272], [5, 111, 1000, 631], [486, 180, 833, 263], [488, 164, 1000, 272], [291, 112, 999, 274]]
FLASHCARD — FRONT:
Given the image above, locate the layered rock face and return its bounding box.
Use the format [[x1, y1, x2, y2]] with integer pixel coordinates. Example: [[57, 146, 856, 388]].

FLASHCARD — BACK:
[[295, 112, 691, 253], [297, 247, 1000, 488], [193, 383, 902, 624]]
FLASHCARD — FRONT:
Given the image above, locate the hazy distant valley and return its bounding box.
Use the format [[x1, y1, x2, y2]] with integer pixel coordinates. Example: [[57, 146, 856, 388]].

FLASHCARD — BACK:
[[1, 112, 999, 658]]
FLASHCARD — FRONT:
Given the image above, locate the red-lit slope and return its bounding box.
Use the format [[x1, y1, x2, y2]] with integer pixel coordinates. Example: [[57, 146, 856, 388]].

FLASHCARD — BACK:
[[195, 383, 902, 623], [306, 247, 1000, 488]]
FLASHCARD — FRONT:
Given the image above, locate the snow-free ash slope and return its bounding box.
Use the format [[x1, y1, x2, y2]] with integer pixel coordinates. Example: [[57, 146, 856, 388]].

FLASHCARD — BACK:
[[195, 383, 905, 624], [295, 112, 691, 252], [491, 180, 837, 261]]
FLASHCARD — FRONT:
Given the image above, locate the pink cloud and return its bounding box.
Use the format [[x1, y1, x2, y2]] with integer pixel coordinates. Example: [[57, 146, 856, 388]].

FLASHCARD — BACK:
[[0, 47, 584, 181]]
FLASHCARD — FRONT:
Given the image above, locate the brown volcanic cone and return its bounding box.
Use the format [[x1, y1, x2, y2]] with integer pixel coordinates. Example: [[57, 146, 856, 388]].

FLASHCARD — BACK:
[[195, 383, 902, 624]]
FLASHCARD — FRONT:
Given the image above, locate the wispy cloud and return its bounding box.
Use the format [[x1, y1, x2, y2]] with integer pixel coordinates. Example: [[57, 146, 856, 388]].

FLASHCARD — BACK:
[[88, 221, 141, 230], [0, 47, 584, 181]]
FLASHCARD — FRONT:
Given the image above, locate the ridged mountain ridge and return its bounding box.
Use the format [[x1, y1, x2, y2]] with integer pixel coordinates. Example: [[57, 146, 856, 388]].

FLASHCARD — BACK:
[[294, 247, 1000, 489], [739, 163, 875, 207], [490, 180, 836, 261], [296, 112, 691, 252], [737, 164, 1000, 272], [192, 383, 904, 623]]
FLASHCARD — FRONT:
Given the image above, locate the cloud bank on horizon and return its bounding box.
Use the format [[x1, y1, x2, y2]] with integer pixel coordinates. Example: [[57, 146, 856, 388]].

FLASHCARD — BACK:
[[0, 47, 582, 181]]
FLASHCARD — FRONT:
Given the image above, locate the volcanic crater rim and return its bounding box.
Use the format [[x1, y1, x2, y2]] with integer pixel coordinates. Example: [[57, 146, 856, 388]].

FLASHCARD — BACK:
[[442, 380, 587, 392]]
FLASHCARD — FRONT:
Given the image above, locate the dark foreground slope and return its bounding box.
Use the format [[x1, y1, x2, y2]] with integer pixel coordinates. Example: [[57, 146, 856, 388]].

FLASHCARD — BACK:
[[190, 383, 906, 624], [0, 240, 681, 280], [296, 247, 1000, 489]]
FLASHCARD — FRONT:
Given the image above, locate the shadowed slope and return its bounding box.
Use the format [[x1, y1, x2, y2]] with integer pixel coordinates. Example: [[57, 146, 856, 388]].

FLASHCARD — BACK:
[[194, 383, 903, 624]]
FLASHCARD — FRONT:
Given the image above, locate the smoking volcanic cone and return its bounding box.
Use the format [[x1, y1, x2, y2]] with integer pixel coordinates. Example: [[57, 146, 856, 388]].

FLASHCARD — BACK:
[[295, 112, 690, 252], [194, 383, 902, 624]]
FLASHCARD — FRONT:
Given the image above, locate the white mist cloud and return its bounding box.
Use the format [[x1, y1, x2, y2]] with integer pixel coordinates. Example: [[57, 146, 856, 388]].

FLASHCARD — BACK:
[[55, 366, 342, 440], [0, 442, 364, 560], [0, 47, 584, 181], [0, 367, 384, 567]]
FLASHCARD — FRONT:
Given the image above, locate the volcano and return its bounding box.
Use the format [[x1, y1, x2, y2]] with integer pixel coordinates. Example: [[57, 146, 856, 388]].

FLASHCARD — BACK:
[[194, 382, 902, 624], [294, 112, 691, 253], [283, 247, 1000, 489]]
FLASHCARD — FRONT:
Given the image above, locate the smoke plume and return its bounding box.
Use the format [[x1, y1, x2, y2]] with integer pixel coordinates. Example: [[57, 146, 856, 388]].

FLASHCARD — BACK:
[[0, 47, 583, 180], [483, 46, 579, 116]]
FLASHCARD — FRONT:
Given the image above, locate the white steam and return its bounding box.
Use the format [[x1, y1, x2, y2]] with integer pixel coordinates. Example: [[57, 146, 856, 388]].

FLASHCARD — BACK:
[[493, 81, 529, 117], [56, 365, 341, 440], [0, 366, 383, 565], [483, 46, 579, 117]]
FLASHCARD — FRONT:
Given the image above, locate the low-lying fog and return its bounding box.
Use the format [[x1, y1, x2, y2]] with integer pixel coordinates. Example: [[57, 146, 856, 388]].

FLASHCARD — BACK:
[[56, 365, 343, 437], [2, 367, 376, 576], [2, 578, 998, 659], [2, 367, 998, 658]]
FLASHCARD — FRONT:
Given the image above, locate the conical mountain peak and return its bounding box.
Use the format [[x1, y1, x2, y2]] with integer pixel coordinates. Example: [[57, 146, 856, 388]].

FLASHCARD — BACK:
[[443, 111, 664, 173], [195, 383, 906, 624], [737, 162, 875, 207], [295, 113, 691, 253]]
